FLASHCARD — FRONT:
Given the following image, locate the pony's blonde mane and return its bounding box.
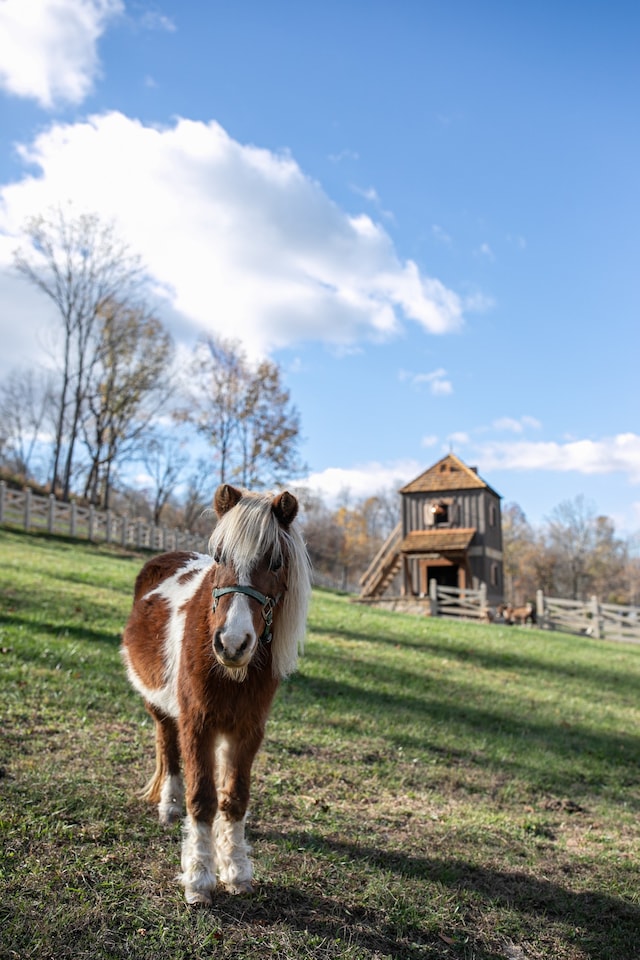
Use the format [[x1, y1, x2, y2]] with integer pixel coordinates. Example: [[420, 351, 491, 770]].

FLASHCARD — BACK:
[[208, 491, 312, 679]]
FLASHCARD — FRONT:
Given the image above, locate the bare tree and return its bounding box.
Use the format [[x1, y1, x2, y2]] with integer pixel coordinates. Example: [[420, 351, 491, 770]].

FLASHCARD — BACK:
[[142, 434, 189, 525], [14, 206, 145, 499], [179, 336, 304, 488], [181, 458, 216, 531], [80, 299, 174, 508], [547, 495, 598, 599], [0, 369, 53, 478], [237, 357, 305, 487], [179, 338, 244, 486]]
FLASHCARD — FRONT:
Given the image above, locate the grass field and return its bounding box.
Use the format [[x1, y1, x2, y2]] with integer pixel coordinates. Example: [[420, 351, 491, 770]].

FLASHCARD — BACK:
[[1, 527, 639, 960]]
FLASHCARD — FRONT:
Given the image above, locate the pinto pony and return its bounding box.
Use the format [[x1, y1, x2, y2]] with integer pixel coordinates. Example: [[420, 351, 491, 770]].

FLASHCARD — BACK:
[[121, 484, 311, 904]]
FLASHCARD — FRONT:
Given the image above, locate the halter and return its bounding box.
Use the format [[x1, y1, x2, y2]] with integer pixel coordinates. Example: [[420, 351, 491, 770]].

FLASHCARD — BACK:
[[211, 585, 279, 644]]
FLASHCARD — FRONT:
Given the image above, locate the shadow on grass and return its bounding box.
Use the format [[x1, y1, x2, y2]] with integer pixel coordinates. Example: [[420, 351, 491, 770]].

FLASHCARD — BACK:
[[210, 880, 494, 960], [0, 612, 120, 646], [287, 668, 640, 804], [309, 621, 640, 703], [253, 828, 640, 960]]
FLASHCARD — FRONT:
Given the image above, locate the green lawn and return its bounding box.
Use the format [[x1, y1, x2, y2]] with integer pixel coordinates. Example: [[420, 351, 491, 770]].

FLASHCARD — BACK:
[[1, 528, 639, 959]]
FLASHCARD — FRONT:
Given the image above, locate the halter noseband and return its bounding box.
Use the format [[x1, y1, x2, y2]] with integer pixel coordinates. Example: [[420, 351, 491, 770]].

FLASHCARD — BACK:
[[211, 585, 279, 644]]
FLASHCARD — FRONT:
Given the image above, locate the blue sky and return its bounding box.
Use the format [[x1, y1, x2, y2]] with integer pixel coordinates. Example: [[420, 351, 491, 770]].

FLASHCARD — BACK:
[[0, 1, 638, 533]]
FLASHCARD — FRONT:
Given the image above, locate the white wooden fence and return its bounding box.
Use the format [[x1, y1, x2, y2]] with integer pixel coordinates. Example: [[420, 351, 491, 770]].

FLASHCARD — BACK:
[[0, 481, 209, 554]]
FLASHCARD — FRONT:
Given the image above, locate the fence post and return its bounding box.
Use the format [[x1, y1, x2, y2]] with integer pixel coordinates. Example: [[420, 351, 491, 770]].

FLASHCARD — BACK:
[[121, 515, 128, 548], [0, 480, 5, 523], [88, 505, 95, 542], [590, 595, 602, 639], [47, 494, 56, 534], [479, 582, 487, 618], [24, 488, 32, 532], [536, 589, 546, 629], [70, 501, 77, 538], [106, 510, 112, 544], [429, 578, 439, 617]]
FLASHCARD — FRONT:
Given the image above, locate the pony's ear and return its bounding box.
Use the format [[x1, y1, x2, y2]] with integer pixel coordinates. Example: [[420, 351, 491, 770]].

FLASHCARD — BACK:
[[272, 490, 298, 527], [214, 484, 243, 517]]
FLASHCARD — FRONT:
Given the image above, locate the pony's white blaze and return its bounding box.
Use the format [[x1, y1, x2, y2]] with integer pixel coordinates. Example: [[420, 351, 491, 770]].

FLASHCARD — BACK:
[[214, 592, 258, 667]]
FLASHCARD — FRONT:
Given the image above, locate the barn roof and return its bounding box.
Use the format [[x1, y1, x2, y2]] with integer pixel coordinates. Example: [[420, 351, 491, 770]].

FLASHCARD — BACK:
[[399, 453, 501, 497], [399, 528, 476, 554]]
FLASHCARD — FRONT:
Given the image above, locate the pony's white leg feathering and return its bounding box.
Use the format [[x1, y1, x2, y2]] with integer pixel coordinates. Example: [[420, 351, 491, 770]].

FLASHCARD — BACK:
[[179, 817, 217, 904], [214, 813, 253, 894]]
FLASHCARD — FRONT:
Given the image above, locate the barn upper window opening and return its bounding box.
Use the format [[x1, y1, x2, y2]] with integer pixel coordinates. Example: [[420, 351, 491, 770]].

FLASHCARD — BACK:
[[431, 501, 449, 525]]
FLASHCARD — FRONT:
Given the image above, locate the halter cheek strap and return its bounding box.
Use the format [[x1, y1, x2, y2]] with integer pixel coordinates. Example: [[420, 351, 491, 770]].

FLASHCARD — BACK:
[[212, 585, 279, 644]]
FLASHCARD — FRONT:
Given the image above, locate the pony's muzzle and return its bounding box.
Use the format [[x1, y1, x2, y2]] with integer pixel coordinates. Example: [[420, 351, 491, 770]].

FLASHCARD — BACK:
[[213, 628, 255, 667]]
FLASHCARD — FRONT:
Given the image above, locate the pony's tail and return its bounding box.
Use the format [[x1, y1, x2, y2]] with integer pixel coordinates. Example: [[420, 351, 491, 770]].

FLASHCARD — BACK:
[[140, 756, 166, 804], [140, 718, 173, 803]]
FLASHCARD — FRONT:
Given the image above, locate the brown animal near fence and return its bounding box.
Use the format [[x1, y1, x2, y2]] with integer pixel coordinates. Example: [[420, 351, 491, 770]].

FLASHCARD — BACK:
[[498, 602, 535, 626]]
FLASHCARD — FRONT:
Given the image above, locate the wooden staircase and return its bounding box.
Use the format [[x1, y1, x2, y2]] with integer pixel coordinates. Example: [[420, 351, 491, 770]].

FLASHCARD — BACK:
[[359, 523, 402, 598]]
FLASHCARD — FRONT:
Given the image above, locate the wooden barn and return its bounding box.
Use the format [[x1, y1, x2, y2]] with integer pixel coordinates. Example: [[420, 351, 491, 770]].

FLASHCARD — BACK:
[[360, 453, 504, 605]]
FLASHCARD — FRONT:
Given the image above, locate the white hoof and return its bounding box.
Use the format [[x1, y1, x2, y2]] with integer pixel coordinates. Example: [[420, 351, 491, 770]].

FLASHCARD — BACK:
[[185, 887, 215, 906], [224, 879, 254, 896]]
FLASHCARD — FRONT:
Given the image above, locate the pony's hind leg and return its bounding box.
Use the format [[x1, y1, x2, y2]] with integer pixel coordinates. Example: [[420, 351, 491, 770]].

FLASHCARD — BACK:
[[143, 703, 183, 825], [214, 732, 262, 894]]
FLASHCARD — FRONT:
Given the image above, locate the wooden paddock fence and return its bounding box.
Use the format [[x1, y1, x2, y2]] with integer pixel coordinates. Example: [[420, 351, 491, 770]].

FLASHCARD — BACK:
[[359, 577, 640, 645], [0, 481, 209, 554], [535, 591, 640, 644]]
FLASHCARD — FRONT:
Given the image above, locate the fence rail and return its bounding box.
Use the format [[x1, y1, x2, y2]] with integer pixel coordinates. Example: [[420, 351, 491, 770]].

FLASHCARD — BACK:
[[0, 481, 209, 554], [428, 580, 488, 620], [536, 590, 640, 644], [359, 577, 640, 645]]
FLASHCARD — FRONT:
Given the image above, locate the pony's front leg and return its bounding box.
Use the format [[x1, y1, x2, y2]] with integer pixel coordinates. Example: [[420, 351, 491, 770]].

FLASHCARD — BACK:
[[214, 731, 263, 894], [179, 724, 217, 905]]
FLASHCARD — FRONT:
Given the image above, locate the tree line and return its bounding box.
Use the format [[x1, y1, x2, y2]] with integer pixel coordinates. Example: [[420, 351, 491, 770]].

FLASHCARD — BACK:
[[502, 497, 639, 607], [1, 207, 638, 603]]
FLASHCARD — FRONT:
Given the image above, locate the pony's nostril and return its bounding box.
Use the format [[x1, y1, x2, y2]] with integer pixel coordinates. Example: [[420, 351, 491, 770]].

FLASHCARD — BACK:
[[214, 630, 224, 654], [238, 635, 251, 654]]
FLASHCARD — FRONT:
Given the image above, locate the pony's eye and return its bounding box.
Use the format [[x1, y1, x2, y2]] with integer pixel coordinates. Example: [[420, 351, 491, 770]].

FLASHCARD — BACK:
[[269, 555, 283, 573], [213, 551, 222, 564]]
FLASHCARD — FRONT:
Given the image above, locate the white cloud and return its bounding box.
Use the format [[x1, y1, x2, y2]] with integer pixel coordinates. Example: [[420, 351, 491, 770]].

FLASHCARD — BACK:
[[493, 415, 542, 434], [476, 434, 640, 482], [0, 0, 123, 108], [432, 224, 452, 246], [448, 432, 470, 446], [521, 415, 542, 430], [399, 367, 453, 395], [138, 10, 176, 32], [302, 459, 423, 502], [475, 242, 494, 260], [0, 112, 466, 367]]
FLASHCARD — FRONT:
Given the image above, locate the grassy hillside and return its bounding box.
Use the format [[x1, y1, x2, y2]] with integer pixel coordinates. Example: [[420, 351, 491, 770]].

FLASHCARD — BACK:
[[1, 528, 639, 960]]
